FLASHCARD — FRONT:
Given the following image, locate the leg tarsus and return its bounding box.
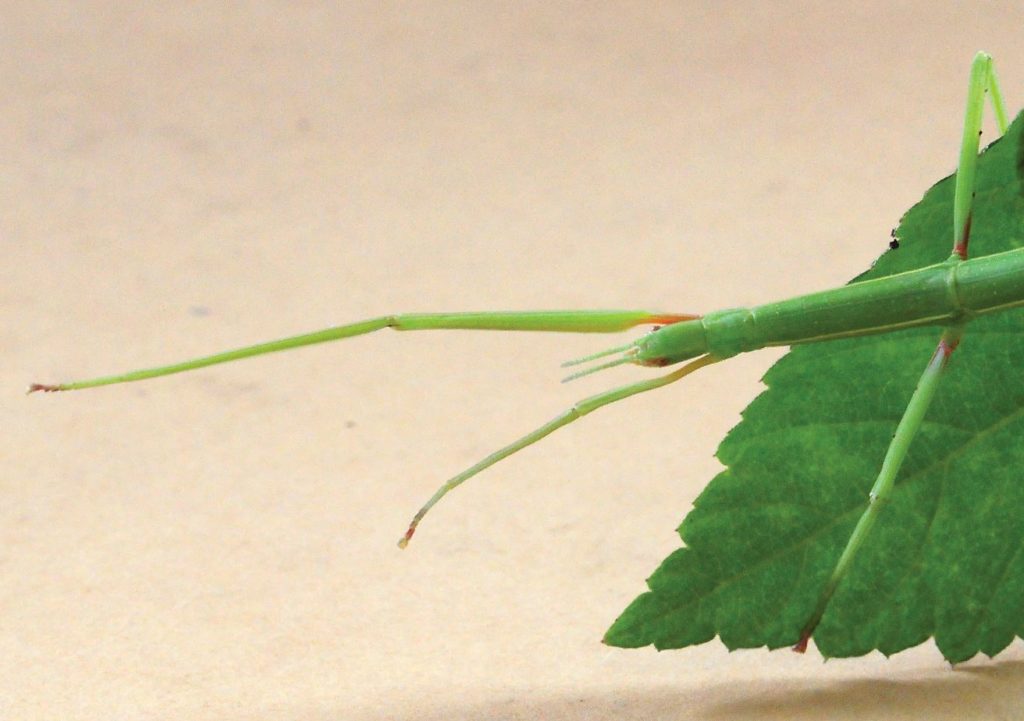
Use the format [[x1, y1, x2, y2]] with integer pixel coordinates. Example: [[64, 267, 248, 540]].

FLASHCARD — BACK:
[[791, 632, 810, 654], [26, 383, 63, 394]]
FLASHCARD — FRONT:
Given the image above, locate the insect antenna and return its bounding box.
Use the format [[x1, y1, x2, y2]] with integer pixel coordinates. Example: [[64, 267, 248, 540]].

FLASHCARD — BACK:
[[560, 355, 634, 383]]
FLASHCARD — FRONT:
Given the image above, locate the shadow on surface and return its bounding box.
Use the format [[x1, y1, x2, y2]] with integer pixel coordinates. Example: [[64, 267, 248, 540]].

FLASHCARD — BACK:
[[362, 658, 1024, 721], [700, 659, 1024, 721]]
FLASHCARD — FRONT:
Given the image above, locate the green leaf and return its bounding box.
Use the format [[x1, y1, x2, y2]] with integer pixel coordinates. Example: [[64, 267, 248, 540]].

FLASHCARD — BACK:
[[604, 110, 1024, 663]]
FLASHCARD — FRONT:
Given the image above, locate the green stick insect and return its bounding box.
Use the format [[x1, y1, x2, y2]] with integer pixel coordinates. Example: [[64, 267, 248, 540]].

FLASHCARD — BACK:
[[31, 53, 1020, 658]]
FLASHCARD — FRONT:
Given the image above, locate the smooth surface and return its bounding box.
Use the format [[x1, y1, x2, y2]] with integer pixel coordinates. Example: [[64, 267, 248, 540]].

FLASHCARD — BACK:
[[5, 3, 1024, 719]]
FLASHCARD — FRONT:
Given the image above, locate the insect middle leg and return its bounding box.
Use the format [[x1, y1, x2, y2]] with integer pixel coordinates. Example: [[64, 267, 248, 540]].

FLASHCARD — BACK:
[[793, 51, 1008, 653]]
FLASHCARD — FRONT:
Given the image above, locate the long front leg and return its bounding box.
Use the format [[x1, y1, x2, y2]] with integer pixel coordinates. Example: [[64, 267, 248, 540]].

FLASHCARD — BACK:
[[793, 51, 1008, 653], [29, 309, 694, 392]]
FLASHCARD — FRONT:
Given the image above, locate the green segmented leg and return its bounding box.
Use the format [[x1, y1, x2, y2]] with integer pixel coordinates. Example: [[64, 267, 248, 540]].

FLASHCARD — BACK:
[[793, 51, 1009, 653], [399, 354, 721, 547], [28, 310, 693, 392]]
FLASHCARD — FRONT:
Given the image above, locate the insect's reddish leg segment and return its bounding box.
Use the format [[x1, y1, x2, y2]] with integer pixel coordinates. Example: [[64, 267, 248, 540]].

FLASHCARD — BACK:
[[647, 313, 699, 326], [953, 205, 973, 260]]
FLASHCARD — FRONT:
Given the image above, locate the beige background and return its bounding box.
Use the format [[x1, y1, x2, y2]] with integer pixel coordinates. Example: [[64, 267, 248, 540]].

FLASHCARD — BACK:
[[5, 3, 1024, 720]]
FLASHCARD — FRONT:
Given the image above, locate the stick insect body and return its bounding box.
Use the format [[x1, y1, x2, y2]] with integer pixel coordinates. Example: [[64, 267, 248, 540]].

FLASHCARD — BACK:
[[32, 53, 1012, 650]]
